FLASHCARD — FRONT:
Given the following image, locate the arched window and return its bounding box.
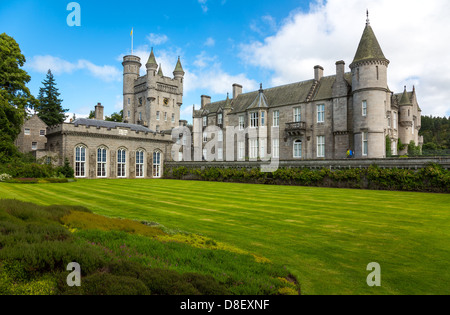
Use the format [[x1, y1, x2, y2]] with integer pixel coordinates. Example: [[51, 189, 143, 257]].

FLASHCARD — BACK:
[[136, 150, 145, 178], [75, 145, 86, 178], [294, 140, 302, 159], [97, 147, 107, 178], [117, 149, 127, 178], [153, 151, 162, 178]]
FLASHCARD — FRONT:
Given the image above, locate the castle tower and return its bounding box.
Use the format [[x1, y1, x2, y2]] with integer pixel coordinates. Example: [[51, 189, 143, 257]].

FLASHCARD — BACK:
[[349, 13, 390, 158], [173, 57, 185, 95], [398, 86, 414, 153], [122, 55, 141, 123]]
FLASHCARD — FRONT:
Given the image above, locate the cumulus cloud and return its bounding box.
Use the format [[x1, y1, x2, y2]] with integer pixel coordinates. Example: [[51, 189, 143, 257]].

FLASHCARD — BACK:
[[27, 55, 121, 82], [147, 33, 169, 46], [204, 37, 215, 47], [240, 0, 450, 116]]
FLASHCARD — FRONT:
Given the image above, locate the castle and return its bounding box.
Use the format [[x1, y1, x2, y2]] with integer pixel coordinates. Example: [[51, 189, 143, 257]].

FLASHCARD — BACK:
[[15, 16, 423, 178], [192, 17, 423, 162]]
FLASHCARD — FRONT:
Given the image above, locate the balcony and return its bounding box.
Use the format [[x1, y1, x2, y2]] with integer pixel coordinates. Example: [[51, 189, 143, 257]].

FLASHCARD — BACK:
[[285, 121, 307, 137]]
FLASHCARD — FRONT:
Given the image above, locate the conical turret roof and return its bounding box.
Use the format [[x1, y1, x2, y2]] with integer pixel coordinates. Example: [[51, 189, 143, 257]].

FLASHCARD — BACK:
[[157, 64, 164, 77], [146, 48, 158, 67], [350, 20, 389, 68], [399, 86, 412, 106], [173, 57, 184, 74]]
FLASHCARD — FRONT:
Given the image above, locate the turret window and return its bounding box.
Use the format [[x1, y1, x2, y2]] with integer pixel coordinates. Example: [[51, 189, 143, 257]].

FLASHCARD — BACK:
[[362, 101, 367, 117], [250, 112, 259, 128], [362, 133, 368, 156]]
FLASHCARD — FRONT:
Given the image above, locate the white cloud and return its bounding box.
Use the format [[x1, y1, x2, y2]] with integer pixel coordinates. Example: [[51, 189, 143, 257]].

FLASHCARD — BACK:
[[204, 37, 215, 47], [240, 0, 450, 116], [28, 55, 121, 82], [147, 33, 169, 46], [198, 0, 208, 13]]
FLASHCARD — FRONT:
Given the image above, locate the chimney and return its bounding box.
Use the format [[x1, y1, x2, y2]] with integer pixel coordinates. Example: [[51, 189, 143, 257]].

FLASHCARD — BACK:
[[201, 95, 211, 109], [336, 60, 345, 81], [95, 103, 104, 121], [314, 65, 324, 81], [232, 84, 243, 99]]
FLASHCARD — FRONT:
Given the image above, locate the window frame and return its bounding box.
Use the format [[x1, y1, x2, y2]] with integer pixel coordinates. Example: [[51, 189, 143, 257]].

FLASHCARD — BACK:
[[317, 104, 325, 123], [317, 136, 325, 158], [362, 100, 367, 117], [294, 107, 301, 123], [250, 112, 259, 128], [97, 147, 107, 178], [294, 140, 302, 158], [273, 110, 279, 127], [75, 145, 87, 178], [136, 150, 145, 178], [117, 149, 127, 178]]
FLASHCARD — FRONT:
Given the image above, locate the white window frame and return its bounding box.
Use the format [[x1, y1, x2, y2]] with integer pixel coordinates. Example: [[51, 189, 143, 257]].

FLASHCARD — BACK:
[[24, 128, 30, 136], [202, 149, 207, 160], [362, 132, 368, 156], [317, 104, 325, 123], [273, 111, 279, 127], [75, 145, 86, 178], [261, 111, 265, 127], [272, 138, 279, 159], [294, 140, 302, 158], [136, 150, 145, 178], [203, 116, 207, 127], [153, 151, 162, 178], [217, 148, 223, 161], [218, 130, 223, 142], [250, 112, 259, 128], [40, 130, 46, 136], [239, 115, 245, 130], [156, 111, 160, 121], [218, 113, 223, 125], [294, 107, 301, 122], [203, 132, 208, 143], [249, 139, 259, 159], [393, 112, 397, 130], [362, 100, 367, 117], [31, 142, 38, 151], [117, 149, 127, 178], [260, 139, 266, 158], [238, 141, 245, 160], [97, 147, 107, 178], [317, 136, 325, 158]]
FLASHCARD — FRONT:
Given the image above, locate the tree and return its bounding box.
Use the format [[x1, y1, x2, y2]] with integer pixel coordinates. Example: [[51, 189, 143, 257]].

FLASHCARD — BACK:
[[37, 70, 68, 126], [105, 110, 123, 122], [88, 110, 95, 119], [0, 33, 37, 162]]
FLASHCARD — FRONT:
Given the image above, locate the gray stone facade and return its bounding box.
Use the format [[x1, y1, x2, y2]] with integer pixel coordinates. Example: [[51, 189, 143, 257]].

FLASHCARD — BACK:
[[15, 115, 48, 154], [192, 19, 423, 162]]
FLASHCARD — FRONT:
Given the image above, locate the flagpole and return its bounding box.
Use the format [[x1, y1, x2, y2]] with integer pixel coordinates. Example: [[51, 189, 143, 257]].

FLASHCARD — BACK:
[[131, 28, 134, 55]]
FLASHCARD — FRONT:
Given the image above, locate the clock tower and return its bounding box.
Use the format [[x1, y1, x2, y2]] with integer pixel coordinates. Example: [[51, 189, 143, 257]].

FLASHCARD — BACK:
[[123, 48, 184, 132]]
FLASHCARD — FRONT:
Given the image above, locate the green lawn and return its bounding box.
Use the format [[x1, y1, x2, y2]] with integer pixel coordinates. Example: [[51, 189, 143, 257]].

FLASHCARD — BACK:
[[1, 179, 449, 295]]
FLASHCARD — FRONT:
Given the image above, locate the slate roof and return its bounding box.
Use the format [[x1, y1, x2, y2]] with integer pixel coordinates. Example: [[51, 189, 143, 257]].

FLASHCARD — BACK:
[[201, 73, 353, 115], [351, 23, 389, 67], [72, 118, 155, 133]]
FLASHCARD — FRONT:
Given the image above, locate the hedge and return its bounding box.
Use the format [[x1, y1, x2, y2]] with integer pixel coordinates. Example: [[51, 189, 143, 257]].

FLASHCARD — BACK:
[[164, 164, 450, 193]]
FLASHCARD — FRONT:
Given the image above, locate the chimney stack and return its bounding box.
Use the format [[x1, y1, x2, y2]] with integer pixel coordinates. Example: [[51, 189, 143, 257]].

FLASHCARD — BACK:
[[201, 95, 211, 109], [95, 103, 104, 121], [335, 60, 345, 81], [232, 84, 243, 99], [314, 65, 324, 81]]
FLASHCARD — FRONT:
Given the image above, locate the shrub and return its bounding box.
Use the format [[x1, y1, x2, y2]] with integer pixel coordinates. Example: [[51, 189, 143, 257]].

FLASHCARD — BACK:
[[0, 173, 12, 182]]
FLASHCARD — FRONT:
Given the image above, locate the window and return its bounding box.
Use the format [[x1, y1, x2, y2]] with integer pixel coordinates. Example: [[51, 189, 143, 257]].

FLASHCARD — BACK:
[[139, 112, 142, 121], [317, 104, 325, 123], [203, 116, 207, 127], [139, 97, 143, 106], [97, 147, 107, 178], [238, 141, 245, 160], [153, 151, 161, 178], [117, 149, 127, 178], [260, 139, 266, 158], [203, 132, 208, 143], [24, 128, 30, 135], [362, 101, 367, 117], [272, 138, 279, 159], [294, 107, 301, 122], [202, 149, 207, 160], [273, 111, 279, 127], [218, 130, 223, 142], [362, 132, 368, 156], [172, 113, 175, 123], [261, 112, 265, 127], [317, 136, 325, 158], [239, 115, 245, 130], [156, 111, 160, 121], [128, 98, 131, 105], [250, 112, 259, 128], [393, 112, 397, 129], [294, 140, 302, 158], [218, 113, 223, 125], [249, 139, 259, 159], [217, 148, 223, 161], [376, 66, 379, 80], [156, 125, 160, 133], [164, 112, 167, 121], [127, 111, 131, 118], [32, 142, 38, 151], [412, 120, 415, 135], [388, 116, 391, 128], [40, 130, 46, 136], [136, 150, 144, 178], [178, 151, 183, 162], [75, 146, 86, 178]]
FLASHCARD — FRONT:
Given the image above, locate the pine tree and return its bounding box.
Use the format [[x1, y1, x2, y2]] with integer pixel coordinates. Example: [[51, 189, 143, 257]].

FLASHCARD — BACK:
[[37, 70, 68, 126]]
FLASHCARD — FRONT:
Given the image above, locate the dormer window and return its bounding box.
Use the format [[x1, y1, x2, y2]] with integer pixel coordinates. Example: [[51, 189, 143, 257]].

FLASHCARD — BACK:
[[218, 113, 223, 125]]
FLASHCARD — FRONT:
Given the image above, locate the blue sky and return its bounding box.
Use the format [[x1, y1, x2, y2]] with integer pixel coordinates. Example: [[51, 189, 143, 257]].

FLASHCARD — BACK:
[[1, 0, 450, 122]]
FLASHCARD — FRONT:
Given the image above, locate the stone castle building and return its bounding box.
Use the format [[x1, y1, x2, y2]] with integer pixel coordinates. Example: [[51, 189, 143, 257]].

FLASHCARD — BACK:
[[15, 16, 423, 178], [192, 17, 423, 161]]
